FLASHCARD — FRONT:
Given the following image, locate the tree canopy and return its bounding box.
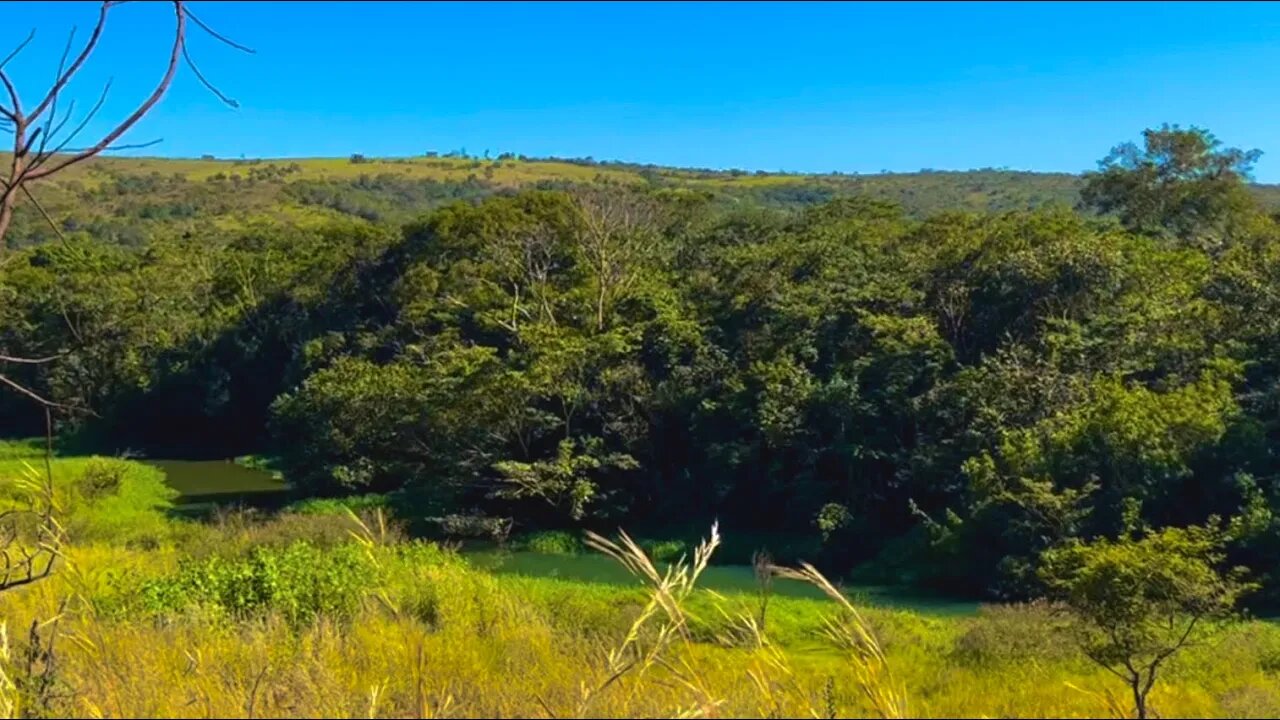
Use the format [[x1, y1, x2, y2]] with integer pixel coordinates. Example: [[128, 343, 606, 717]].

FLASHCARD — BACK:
[[5, 126, 1280, 601]]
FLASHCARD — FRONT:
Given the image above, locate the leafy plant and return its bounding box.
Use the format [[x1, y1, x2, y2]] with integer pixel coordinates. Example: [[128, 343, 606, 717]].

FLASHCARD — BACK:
[[1039, 523, 1254, 719], [140, 541, 379, 626]]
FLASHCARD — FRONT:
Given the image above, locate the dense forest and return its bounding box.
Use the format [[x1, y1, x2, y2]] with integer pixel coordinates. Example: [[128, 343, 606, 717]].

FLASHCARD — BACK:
[[5, 124, 1280, 604]]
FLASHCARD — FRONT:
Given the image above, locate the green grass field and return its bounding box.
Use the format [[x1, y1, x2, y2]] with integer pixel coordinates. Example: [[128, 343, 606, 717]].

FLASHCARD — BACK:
[[4, 444, 1280, 718]]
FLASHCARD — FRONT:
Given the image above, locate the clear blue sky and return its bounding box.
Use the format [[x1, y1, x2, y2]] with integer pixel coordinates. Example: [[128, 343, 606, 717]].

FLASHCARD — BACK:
[[4, 1, 1280, 180]]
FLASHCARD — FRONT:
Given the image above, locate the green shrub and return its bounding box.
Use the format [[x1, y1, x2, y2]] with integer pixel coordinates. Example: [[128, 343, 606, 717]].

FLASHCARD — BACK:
[[425, 512, 513, 542], [234, 454, 285, 479], [950, 601, 1075, 666], [283, 493, 390, 516], [640, 538, 688, 563], [520, 530, 583, 555], [62, 458, 178, 547], [0, 438, 45, 460], [140, 541, 378, 625], [176, 508, 394, 557]]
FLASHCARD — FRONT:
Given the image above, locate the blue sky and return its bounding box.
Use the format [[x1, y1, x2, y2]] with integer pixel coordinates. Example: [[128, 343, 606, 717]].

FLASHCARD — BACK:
[[4, 1, 1280, 180]]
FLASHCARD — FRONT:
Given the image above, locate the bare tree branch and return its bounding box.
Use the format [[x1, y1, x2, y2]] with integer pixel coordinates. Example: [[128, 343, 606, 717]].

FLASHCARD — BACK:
[[38, 26, 79, 156], [0, 69, 21, 118], [54, 138, 164, 155], [1, 1, 254, 215], [184, 6, 256, 54], [22, 3, 184, 182], [24, 2, 110, 126], [42, 99, 78, 151], [0, 372, 70, 409], [20, 183, 70, 246], [0, 29, 36, 74], [0, 352, 66, 364], [1, 407, 64, 595], [181, 42, 239, 108], [25, 83, 109, 175]]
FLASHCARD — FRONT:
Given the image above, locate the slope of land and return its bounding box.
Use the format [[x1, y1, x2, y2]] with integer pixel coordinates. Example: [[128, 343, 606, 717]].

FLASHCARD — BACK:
[[9, 152, 1280, 247]]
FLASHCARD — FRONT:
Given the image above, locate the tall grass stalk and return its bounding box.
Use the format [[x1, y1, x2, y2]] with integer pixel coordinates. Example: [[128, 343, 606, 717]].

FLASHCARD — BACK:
[[585, 523, 910, 719], [772, 562, 909, 719]]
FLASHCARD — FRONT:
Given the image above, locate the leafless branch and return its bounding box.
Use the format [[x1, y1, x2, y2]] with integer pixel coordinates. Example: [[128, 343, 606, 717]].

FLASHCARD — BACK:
[[21, 3, 185, 182], [0, 352, 66, 364], [1, 1, 254, 248], [25, 83, 109, 174], [37, 26, 79, 156], [0, 372, 71, 409], [181, 42, 239, 108], [184, 6, 256, 54], [24, 2, 111, 126], [0, 29, 36, 74], [42, 99, 77, 150], [54, 138, 164, 154], [0, 70, 21, 118], [20, 183, 69, 246], [1, 406, 64, 594]]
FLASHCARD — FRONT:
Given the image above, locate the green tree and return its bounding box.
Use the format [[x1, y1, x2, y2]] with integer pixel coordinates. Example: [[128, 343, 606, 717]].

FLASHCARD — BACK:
[[493, 436, 639, 521], [1039, 524, 1252, 719], [1080, 124, 1263, 250]]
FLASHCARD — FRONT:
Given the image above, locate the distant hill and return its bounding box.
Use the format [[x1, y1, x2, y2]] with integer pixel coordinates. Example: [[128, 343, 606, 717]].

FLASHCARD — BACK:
[[7, 153, 1280, 247]]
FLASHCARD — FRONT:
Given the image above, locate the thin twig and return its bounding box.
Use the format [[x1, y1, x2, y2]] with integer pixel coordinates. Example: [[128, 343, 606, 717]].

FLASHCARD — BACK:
[[181, 43, 239, 108], [26, 2, 111, 125], [20, 183, 70, 246], [0, 352, 66, 364], [183, 6, 256, 54], [0, 30, 36, 73], [0, 373, 71, 409], [39, 26, 79, 155], [23, 2, 185, 182], [27, 82, 111, 174]]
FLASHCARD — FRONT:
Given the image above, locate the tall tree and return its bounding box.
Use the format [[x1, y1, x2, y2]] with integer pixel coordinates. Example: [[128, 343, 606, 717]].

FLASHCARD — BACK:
[[1079, 124, 1263, 250]]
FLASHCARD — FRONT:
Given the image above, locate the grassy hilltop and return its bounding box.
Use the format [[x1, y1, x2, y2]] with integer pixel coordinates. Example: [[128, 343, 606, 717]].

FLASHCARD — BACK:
[[10, 151, 1280, 248]]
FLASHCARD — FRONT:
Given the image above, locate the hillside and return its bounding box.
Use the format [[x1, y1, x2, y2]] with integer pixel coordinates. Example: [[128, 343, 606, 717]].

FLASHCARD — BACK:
[[10, 152, 1280, 247]]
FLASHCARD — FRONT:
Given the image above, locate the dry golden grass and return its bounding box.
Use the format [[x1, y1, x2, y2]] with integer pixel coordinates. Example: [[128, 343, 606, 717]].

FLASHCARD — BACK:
[[0, 499, 1279, 718]]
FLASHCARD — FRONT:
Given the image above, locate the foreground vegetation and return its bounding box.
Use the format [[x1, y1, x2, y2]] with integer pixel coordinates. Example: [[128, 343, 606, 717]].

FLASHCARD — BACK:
[[2, 449, 1280, 718]]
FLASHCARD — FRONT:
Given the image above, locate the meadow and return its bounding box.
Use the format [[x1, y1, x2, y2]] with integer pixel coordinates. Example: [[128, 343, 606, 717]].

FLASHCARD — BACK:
[[3, 444, 1280, 719]]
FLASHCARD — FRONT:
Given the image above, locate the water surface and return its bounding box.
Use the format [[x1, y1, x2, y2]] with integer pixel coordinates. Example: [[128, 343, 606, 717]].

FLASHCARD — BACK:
[[146, 459, 288, 514]]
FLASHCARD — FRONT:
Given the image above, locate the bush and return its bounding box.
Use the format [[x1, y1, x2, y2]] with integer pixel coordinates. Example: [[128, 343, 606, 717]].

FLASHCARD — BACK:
[[520, 530, 583, 555], [0, 438, 44, 460], [284, 493, 390, 516], [140, 541, 378, 625], [1039, 524, 1253, 719], [234, 454, 285, 480], [62, 458, 177, 547], [950, 601, 1075, 666], [425, 512, 513, 542], [176, 507, 401, 557], [640, 538, 688, 563]]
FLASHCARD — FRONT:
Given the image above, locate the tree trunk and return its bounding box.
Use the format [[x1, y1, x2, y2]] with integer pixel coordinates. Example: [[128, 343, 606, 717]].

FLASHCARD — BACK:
[[0, 189, 17, 253], [596, 282, 607, 331]]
